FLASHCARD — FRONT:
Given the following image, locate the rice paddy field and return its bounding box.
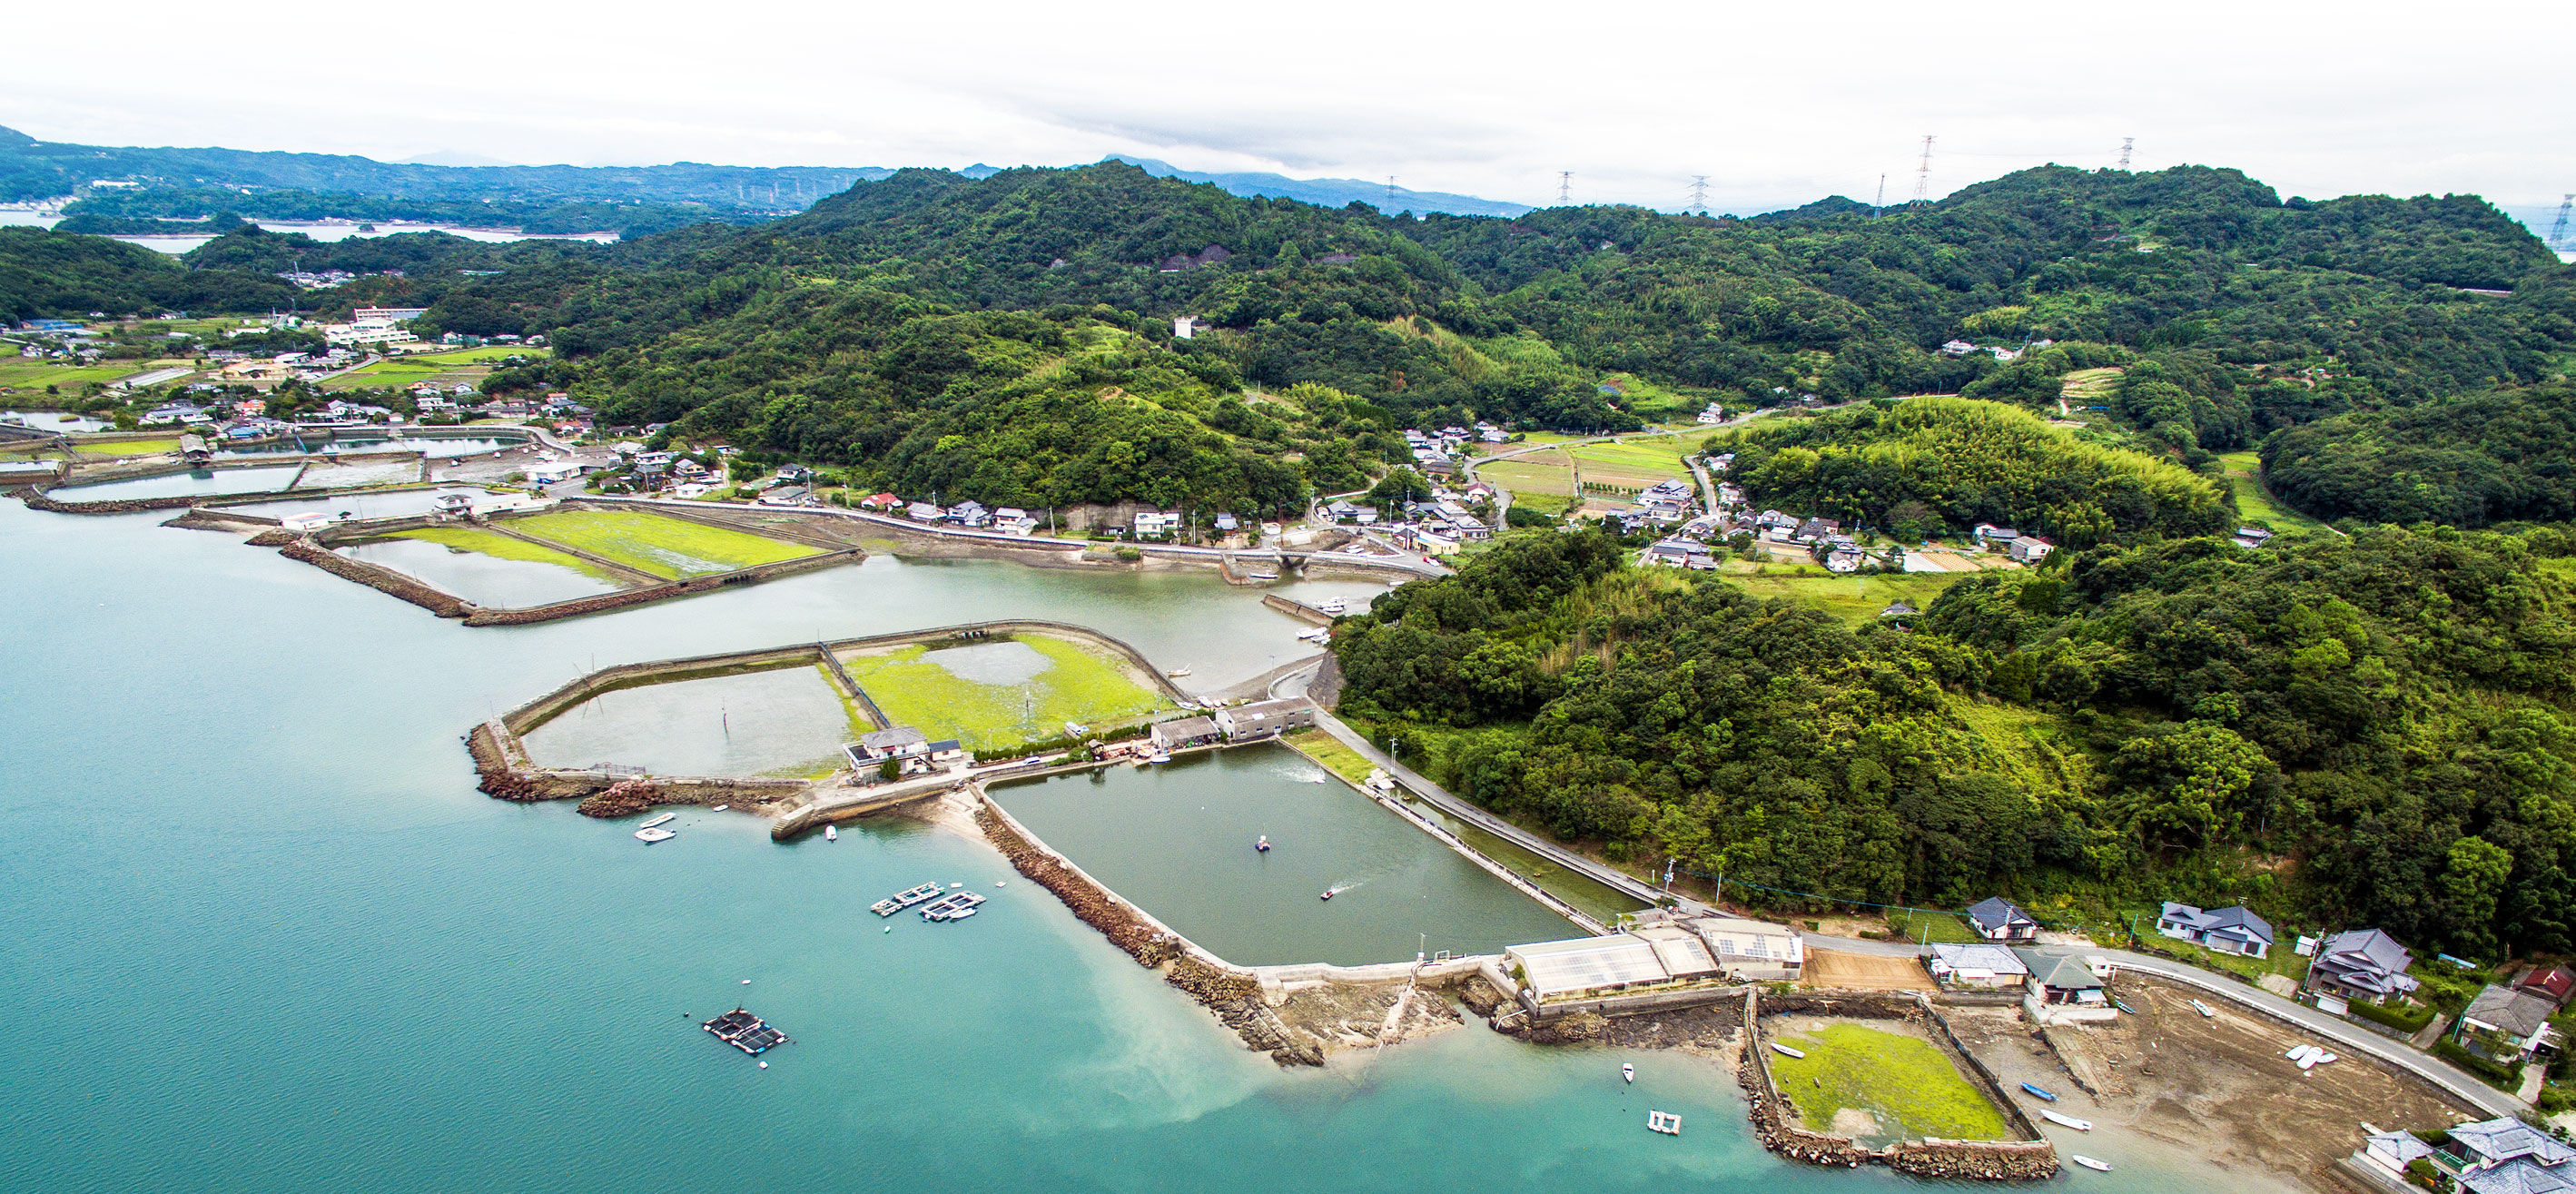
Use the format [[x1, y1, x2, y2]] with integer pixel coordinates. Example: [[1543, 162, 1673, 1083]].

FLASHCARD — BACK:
[[1762, 1021, 2011, 1143], [839, 633, 1172, 753], [322, 346, 549, 392], [501, 508, 819, 578], [1476, 449, 1577, 515], [0, 362, 141, 391], [1569, 439, 1693, 489], [1720, 567, 1967, 626]]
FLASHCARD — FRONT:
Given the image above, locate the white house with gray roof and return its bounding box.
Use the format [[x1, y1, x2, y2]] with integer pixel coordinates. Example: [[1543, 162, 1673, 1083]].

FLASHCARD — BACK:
[[2156, 902, 2275, 957]]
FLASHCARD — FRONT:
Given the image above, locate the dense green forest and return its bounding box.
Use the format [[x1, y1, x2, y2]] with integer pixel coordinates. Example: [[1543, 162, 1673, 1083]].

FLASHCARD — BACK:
[[1333, 527, 2576, 957], [1717, 398, 2233, 544], [7, 157, 2573, 517], [52, 189, 745, 239], [2261, 380, 2576, 527]]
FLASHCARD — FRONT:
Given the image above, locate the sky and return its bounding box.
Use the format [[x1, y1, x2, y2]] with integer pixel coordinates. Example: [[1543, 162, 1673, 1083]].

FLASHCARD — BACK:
[[4, 0, 2569, 224]]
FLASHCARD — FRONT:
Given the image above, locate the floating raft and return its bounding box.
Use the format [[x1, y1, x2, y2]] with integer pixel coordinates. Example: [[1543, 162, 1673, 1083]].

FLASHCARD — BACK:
[[872, 883, 945, 917], [1646, 1110, 1682, 1135], [921, 891, 987, 922], [702, 1007, 789, 1056]]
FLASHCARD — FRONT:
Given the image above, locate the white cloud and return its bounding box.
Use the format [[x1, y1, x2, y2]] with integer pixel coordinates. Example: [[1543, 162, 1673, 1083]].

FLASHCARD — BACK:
[[1, 0, 2565, 214]]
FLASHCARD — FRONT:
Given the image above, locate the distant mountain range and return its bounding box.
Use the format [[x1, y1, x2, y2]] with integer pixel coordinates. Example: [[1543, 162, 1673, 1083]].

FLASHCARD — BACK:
[[1104, 157, 1533, 217]]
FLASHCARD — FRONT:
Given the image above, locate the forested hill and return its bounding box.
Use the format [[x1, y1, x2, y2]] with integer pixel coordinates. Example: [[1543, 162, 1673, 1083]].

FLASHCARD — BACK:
[[1331, 525, 2576, 958], [2260, 380, 2576, 528], [6, 158, 2571, 515]]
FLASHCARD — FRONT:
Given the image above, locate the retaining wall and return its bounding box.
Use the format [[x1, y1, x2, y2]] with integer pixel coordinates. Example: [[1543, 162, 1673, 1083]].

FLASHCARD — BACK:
[[279, 538, 472, 617], [1739, 990, 2057, 1180], [458, 548, 863, 626]]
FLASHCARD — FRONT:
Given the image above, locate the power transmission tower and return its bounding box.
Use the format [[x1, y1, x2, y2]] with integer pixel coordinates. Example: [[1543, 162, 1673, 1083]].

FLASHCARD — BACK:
[[1386, 176, 1398, 208], [1686, 175, 1711, 216], [1910, 136, 1935, 206], [2117, 137, 2135, 171], [1873, 173, 1887, 218], [1557, 171, 1573, 204], [2552, 194, 2574, 253]]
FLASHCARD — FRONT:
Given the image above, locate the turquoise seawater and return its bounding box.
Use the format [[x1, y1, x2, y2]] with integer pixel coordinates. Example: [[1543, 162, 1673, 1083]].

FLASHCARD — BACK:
[[0, 503, 2218, 1192]]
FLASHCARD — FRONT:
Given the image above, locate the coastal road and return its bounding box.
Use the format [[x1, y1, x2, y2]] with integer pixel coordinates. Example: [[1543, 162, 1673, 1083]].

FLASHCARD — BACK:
[[1799, 930, 2525, 1117], [1306, 706, 1673, 914]]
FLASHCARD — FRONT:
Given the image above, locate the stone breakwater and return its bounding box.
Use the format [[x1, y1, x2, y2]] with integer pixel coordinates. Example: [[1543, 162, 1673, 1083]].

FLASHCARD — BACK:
[[20, 489, 207, 514], [279, 538, 471, 617], [456, 548, 864, 626], [975, 802, 1183, 969], [577, 780, 664, 818], [972, 800, 1323, 1066]]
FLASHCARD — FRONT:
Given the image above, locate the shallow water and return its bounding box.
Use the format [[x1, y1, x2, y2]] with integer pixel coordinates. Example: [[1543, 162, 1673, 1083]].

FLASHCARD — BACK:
[[523, 664, 858, 776], [47, 465, 301, 502], [222, 486, 497, 520], [337, 538, 620, 607], [991, 745, 1579, 965], [925, 637, 1055, 685], [0, 502, 2233, 1194]]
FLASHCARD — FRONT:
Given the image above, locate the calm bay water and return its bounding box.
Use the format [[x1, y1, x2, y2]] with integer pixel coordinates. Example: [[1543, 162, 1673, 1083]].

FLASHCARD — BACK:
[[0, 502, 2214, 1192]]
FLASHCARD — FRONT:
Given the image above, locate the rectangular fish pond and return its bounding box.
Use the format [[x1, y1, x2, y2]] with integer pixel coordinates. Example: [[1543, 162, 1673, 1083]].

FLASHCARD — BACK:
[[986, 743, 1578, 966], [519, 662, 870, 779], [44, 466, 304, 504]]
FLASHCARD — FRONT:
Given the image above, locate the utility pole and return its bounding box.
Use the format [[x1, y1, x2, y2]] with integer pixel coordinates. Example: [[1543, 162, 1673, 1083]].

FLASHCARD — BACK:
[[2117, 137, 2134, 172], [2551, 194, 2574, 254], [1557, 171, 1573, 204], [1910, 136, 1936, 206]]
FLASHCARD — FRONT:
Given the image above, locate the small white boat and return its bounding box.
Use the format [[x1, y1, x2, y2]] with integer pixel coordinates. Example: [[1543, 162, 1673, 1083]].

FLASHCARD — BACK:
[[710, 804, 729, 812], [1166, 667, 1191, 678], [1622, 1063, 1634, 1083], [1316, 597, 1347, 615], [2071, 1155, 2111, 1172], [1147, 752, 1171, 765], [2039, 1109, 2093, 1131], [636, 826, 675, 843], [1646, 1110, 1681, 1135], [824, 824, 837, 842], [1770, 1042, 1805, 1060], [638, 813, 676, 830], [2190, 999, 2216, 1018]]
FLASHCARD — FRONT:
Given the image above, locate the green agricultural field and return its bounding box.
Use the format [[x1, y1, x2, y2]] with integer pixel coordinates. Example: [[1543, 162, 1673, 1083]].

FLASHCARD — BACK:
[[1885, 909, 1982, 945], [506, 508, 818, 578], [1722, 567, 1968, 626], [1571, 439, 1692, 488], [2215, 450, 2326, 533], [840, 633, 1173, 753], [391, 526, 627, 585], [407, 346, 552, 366], [1765, 1022, 2010, 1141], [69, 438, 181, 457], [0, 361, 137, 391]]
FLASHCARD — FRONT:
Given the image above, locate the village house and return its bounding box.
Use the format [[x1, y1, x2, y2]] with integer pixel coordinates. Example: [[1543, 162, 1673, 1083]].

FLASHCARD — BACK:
[[947, 500, 992, 528], [1940, 339, 1978, 356], [1149, 716, 1221, 752], [1966, 896, 2039, 942], [2305, 928, 2422, 1006], [842, 727, 963, 776], [2021, 952, 2117, 1024], [906, 500, 944, 521], [1133, 510, 1179, 540], [2008, 536, 2054, 564], [1212, 699, 1317, 742], [993, 507, 1039, 536], [2233, 526, 2276, 549], [1824, 545, 1865, 573], [1972, 523, 2019, 549], [2433, 1118, 2576, 1194], [2455, 985, 2561, 1062], [2155, 902, 2275, 958], [2357, 1131, 2435, 1183], [1680, 914, 1803, 982], [2518, 965, 2576, 1006], [1925, 942, 2030, 990], [1643, 538, 1716, 570], [858, 493, 901, 511], [756, 486, 811, 508]]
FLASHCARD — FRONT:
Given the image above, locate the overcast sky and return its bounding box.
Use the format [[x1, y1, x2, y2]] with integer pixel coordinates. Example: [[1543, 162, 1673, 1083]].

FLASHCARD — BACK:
[[5, 0, 2567, 222]]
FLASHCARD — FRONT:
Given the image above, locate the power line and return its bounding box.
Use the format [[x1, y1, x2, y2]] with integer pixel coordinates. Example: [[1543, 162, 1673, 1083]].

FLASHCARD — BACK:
[[1557, 171, 1573, 204], [2551, 194, 2574, 253], [1910, 135, 1935, 206], [2117, 136, 2134, 172], [1685, 174, 1711, 216]]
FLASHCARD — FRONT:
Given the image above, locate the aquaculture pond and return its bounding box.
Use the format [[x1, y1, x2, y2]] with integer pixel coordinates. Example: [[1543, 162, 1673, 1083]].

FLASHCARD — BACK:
[[988, 744, 1577, 966], [44, 465, 303, 503], [521, 664, 864, 778], [336, 537, 621, 607]]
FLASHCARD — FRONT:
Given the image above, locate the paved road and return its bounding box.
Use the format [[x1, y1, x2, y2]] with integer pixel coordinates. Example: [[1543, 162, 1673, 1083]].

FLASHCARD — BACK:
[[1306, 706, 1672, 913], [1800, 930, 2524, 1117]]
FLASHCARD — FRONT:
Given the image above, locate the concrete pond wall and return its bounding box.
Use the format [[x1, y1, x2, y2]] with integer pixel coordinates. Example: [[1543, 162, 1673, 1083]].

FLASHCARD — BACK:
[[1740, 990, 2057, 1181]]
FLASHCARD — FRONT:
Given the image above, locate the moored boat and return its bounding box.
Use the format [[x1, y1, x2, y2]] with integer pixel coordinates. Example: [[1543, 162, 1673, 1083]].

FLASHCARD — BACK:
[[1622, 1063, 1634, 1083], [2039, 1109, 2093, 1131], [824, 824, 837, 842], [1770, 1042, 1805, 1060], [2071, 1155, 2112, 1171], [2020, 1082, 2058, 1102], [639, 813, 676, 830], [636, 826, 676, 843], [2190, 999, 2216, 1018]]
